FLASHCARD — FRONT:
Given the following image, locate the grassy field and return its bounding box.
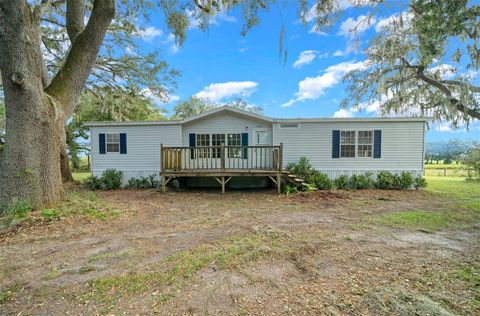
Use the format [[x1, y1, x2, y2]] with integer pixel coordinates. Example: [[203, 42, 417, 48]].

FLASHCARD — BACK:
[[1, 176, 479, 315], [72, 172, 92, 181]]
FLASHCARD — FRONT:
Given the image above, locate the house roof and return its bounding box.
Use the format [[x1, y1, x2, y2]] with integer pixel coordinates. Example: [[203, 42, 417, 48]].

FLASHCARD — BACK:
[[84, 105, 428, 127]]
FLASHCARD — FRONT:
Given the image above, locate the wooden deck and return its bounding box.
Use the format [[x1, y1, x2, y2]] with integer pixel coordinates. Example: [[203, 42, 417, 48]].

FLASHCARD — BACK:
[[160, 144, 284, 194]]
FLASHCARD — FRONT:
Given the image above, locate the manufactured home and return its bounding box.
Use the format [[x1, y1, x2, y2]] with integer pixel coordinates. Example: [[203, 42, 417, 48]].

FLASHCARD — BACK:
[[86, 106, 426, 193]]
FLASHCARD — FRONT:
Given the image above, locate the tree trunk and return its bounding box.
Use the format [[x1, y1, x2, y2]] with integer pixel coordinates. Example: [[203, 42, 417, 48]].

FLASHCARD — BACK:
[[60, 143, 74, 183], [0, 2, 64, 209], [0, 0, 114, 209]]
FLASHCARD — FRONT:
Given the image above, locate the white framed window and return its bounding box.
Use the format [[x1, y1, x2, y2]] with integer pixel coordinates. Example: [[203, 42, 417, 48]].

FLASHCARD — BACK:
[[212, 133, 225, 158], [256, 131, 270, 145], [196, 134, 210, 158], [357, 131, 373, 158], [227, 133, 241, 158], [106, 133, 120, 153], [340, 131, 356, 158]]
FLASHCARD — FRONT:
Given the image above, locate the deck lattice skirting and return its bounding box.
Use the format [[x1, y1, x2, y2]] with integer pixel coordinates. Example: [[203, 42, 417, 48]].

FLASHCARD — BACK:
[[160, 143, 284, 194]]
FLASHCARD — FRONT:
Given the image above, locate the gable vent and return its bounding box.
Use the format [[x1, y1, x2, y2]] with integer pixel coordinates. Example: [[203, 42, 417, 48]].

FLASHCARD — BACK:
[[279, 123, 300, 128]]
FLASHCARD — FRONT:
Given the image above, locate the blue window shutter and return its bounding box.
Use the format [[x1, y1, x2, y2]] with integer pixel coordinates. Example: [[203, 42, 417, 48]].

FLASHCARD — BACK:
[[374, 130, 382, 158], [241, 133, 248, 159], [332, 130, 340, 158], [120, 133, 127, 154], [189, 133, 196, 159], [99, 133, 106, 154]]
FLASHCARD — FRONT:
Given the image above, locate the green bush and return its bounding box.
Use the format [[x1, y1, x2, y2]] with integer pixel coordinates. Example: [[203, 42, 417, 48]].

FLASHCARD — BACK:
[[282, 184, 298, 195], [399, 172, 414, 189], [84, 176, 102, 190], [376, 171, 396, 189], [463, 146, 480, 181], [414, 176, 427, 190], [101, 169, 123, 190], [83, 169, 123, 190], [307, 172, 334, 190], [286, 156, 316, 180], [348, 172, 374, 190], [127, 175, 160, 189], [334, 175, 349, 189]]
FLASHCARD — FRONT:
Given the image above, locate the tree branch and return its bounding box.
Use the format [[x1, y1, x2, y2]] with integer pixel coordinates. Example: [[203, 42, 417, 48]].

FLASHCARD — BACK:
[[416, 69, 480, 120], [66, 0, 85, 43], [46, 0, 115, 115], [440, 80, 480, 93]]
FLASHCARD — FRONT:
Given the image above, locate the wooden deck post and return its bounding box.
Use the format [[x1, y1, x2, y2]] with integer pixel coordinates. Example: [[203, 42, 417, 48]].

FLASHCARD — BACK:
[[279, 142, 284, 172], [221, 176, 225, 194], [276, 173, 281, 194], [221, 144, 225, 172], [162, 175, 166, 193]]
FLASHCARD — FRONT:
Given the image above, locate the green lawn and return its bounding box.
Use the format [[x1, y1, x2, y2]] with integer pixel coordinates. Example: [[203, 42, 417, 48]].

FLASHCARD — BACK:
[[72, 172, 91, 182], [368, 176, 480, 231]]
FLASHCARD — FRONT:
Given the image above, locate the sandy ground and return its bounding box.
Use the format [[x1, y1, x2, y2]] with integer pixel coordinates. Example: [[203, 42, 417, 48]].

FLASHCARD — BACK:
[[1, 188, 479, 315]]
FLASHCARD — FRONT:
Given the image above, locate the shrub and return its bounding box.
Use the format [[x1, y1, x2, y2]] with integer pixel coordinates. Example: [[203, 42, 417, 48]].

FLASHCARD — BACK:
[[348, 172, 374, 190], [84, 176, 102, 190], [282, 184, 298, 195], [413, 176, 427, 190], [463, 146, 480, 181], [376, 171, 396, 189], [127, 175, 160, 189], [307, 172, 334, 190], [101, 169, 123, 190], [399, 172, 414, 189], [334, 175, 349, 189], [286, 156, 317, 180]]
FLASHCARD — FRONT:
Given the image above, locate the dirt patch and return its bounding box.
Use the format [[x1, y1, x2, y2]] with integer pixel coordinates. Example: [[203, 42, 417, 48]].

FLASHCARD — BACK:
[[1, 188, 478, 315]]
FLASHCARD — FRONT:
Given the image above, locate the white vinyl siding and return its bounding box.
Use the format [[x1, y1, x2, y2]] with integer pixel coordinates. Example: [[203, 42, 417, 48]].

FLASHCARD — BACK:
[[182, 112, 271, 147], [274, 121, 424, 177], [91, 125, 181, 183]]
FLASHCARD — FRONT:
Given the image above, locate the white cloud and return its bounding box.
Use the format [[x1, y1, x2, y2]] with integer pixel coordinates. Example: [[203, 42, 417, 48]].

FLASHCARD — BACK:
[[136, 26, 162, 42], [195, 81, 258, 102], [429, 64, 456, 79], [308, 25, 328, 36], [375, 12, 413, 32], [333, 50, 345, 57], [338, 15, 376, 37], [282, 60, 367, 107], [436, 124, 452, 132], [293, 50, 318, 68], [304, 0, 371, 23], [163, 33, 180, 54], [333, 108, 360, 118]]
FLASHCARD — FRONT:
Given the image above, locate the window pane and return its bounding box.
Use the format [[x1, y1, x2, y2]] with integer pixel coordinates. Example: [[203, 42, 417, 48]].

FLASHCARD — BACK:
[[357, 145, 372, 157], [340, 131, 355, 157], [228, 134, 241, 158], [212, 134, 225, 158], [196, 134, 210, 158], [107, 133, 119, 142], [256, 131, 269, 144], [107, 143, 119, 153], [341, 145, 355, 157], [358, 131, 373, 145]]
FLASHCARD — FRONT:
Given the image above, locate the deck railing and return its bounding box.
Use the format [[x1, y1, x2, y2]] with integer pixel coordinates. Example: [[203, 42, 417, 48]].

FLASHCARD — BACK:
[[160, 144, 283, 172]]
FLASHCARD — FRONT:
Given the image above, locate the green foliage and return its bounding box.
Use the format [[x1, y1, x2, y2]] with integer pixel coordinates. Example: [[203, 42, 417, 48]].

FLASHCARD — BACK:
[[282, 184, 298, 196], [342, 0, 480, 124], [100, 169, 123, 190], [463, 146, 480, 181], [84, 169, 123, 190], [40, 209, 61, 220], [307, 172, 334, 190], [348, 172, 374, 190], [286, 156, 316, 180], [0, 199, 31, 228], [172, 97, 262, 120], [334, 175, 349, 189], [126, 175, 160, 189], [84, 176, 103, 191], [399, 172, 414, 189], [414, 176, 427, 190], [376, 171, 398, 189]]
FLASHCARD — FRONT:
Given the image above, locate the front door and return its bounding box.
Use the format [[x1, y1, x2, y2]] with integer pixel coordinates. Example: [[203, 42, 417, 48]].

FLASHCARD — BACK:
[[254, 129, 272, 169]]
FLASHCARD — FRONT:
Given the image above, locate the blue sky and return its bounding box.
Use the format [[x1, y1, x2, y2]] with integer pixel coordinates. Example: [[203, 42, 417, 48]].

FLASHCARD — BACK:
[[133, 1, 480, 142]]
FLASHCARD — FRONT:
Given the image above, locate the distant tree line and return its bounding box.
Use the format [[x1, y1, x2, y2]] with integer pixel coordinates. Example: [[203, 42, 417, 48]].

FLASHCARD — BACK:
[[425, 139, 479, 164]]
